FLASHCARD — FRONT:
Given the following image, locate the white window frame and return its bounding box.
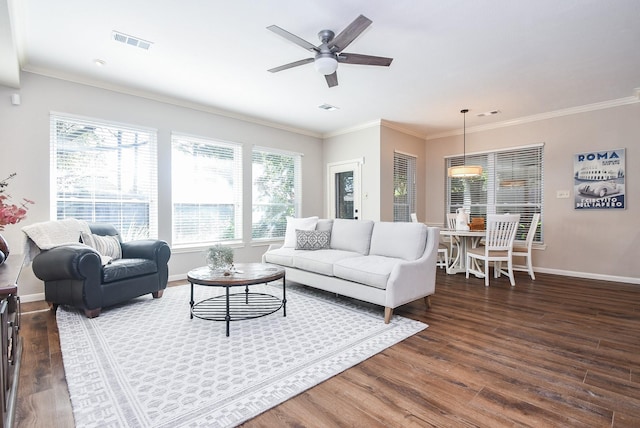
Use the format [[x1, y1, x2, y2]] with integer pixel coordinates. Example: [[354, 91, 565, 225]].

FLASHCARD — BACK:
[[393, 151, 417, 222], [251, 146, 302, 242], [171, 133, 243, 247], [50, 113, 158, 240], [446, 143, 544, 242]]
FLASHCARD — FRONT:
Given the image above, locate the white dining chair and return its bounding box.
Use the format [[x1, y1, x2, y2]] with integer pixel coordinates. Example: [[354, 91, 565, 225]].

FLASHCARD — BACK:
[[412, 213, 449, 270], [466, 213, 520, 286], [444, 213, 459, 259], [511, 213, 540, 280]]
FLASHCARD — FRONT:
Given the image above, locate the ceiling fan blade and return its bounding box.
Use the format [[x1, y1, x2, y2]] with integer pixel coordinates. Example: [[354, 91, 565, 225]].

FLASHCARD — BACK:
[[267, 25, 318, 52], [337, 53, 393, 67], [268, 57, 315, 73], [328, 15, 372, 52], [325, 72, 338, 88]]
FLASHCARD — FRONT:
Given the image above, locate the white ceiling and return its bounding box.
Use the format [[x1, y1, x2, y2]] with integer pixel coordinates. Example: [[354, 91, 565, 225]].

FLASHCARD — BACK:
[[2, 0, 639, 137]]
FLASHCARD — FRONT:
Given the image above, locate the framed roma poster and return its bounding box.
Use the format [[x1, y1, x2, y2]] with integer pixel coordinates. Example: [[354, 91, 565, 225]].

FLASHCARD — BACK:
[[574, 148, 625, 209]]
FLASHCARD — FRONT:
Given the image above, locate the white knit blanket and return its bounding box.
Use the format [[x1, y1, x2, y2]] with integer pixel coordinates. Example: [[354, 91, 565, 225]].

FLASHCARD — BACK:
[[22, 219, 114, 267], [22, 218, 91, 250]]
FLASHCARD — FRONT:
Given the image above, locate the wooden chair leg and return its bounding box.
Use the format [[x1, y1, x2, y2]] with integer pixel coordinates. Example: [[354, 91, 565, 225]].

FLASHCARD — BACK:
[[384, 307, 393, 324], [424, 295, 432, 308], [152, 289, 164, 298]]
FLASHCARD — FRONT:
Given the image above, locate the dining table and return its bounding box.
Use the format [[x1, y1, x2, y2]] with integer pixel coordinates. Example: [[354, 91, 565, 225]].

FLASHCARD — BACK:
[[439, 229, 486, 274]]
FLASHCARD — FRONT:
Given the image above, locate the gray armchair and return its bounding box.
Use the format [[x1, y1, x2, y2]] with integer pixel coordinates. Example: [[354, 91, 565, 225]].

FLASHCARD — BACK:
[[31, 223, 171, 318]]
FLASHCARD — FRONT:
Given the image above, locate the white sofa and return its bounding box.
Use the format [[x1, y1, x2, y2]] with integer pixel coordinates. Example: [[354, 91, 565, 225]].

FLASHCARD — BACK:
[[262, 218, 439, 323]]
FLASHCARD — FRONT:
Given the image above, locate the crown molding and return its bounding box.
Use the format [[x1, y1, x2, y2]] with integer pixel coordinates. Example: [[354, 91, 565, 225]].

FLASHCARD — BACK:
[[21, 66, 324, 139], [19, 66, 639, 143], [379, 119, 426, 139], [321, 119, 382, 139], [322, 119, 426, 140], [426, 95, 640, 140]]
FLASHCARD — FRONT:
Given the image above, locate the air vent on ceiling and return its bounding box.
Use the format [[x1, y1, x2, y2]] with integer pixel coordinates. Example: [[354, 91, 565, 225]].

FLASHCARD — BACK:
[[112, 31, 153, 50], [477, 110, 500, 117], [318, 103, 339, 111]]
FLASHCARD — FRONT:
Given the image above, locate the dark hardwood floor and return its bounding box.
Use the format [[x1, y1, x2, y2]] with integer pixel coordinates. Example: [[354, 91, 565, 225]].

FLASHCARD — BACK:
[[14, 270, 640, 427]]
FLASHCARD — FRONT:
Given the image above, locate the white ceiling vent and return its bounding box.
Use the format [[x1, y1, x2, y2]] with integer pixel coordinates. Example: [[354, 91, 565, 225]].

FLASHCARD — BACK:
[[477, 110, 500, 117], [318, 103, 339, 111], [112, 31, 153, 50]]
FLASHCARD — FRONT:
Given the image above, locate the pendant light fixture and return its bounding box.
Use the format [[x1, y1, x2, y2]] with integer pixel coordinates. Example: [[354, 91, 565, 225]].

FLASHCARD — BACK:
[[448, 109, 483, 178]]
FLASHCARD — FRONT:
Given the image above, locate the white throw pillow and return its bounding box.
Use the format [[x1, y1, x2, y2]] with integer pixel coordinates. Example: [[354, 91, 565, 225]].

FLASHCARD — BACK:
[[283, 216, 319, 248]]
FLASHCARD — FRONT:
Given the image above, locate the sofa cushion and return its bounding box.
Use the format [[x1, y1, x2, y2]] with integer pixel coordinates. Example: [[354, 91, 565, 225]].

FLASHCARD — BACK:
[[333, 255, 404, 290], [330, 219, 374, 255], [369, 222, 427, 261], [102, 258, 157, 283], [315, 219, 334, 232], [283, 216, 319, 248], [263, 247, 299, 267], [296, 229, 331, 250], [293, 249, 361, 276]]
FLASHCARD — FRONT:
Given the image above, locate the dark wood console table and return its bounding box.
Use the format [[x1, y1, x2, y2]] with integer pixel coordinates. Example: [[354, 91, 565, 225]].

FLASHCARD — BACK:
[[0, 255, 23, 428]]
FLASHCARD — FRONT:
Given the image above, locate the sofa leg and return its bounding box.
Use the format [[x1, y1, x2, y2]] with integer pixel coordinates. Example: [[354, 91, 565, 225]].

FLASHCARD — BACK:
[[47, 302, 58, 313], [424, 295, 432, 309], [84, 308, 101, 318], [152, 290, 164, 299], [384, 307, 393, 324]]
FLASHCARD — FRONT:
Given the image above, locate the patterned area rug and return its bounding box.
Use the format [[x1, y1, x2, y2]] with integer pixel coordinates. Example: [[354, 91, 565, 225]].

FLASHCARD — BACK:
[[57, 282, 428, 427]]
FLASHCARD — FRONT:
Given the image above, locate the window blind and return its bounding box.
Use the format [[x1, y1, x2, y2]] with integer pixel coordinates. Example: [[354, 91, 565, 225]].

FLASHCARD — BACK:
[[252, 147, 301, 240], [446, 145, 544, 242], [50, 114, 158, 240], [394, 152, 417, 222], [171, 134, 243, 245]]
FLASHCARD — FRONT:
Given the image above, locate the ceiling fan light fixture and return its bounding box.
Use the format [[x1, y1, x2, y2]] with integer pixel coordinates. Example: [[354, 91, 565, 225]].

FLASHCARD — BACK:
[[314, 54, 338, 75]]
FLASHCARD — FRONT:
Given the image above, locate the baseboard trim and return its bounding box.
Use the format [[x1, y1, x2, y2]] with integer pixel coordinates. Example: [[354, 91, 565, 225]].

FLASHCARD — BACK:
[[19, 293, 45, 303], [169, 273, 188, 282], [17, 269, 639, 303], [533, 267, 640, 285]]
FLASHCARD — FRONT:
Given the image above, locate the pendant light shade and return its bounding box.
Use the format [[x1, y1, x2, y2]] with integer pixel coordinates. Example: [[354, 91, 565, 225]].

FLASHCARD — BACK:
[[448, 165, 483, 178], [448, 109, 483, 178]]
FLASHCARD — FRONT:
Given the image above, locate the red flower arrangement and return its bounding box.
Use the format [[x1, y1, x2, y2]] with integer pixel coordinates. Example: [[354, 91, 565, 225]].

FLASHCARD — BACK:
[[0, 173, 35, 231]]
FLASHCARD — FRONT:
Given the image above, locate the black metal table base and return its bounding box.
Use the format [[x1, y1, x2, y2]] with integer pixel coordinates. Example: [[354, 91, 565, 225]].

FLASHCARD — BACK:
[[190, 282, 286, 337]]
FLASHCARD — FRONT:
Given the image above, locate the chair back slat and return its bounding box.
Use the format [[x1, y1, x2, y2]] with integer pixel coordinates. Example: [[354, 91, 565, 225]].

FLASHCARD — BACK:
[[484, 214, 520, 251], [446, 213, 457, 229]]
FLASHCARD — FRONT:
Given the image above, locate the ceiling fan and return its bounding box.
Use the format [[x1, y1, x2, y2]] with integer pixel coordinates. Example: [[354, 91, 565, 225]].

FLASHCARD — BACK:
[[267, 15, 393, 88]]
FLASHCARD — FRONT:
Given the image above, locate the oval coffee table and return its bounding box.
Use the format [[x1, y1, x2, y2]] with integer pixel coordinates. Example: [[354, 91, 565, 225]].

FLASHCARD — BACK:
[[187, 262, 286, 337]]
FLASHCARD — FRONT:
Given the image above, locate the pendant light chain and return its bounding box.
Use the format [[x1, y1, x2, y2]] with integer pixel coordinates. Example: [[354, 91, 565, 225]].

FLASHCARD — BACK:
[[461, 108, 468, 166]]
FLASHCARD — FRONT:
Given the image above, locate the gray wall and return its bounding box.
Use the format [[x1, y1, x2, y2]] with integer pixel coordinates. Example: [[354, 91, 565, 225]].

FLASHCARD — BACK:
[[0, 72, 323, 298], [323, 125, 381, 220], [2, 72, 637, 300], [424, 103, 640, 282]]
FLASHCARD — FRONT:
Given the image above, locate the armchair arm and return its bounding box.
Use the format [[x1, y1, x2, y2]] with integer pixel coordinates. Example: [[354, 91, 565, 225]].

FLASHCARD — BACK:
[[32, 244, 102, 281], [120, 240, 171, 265]]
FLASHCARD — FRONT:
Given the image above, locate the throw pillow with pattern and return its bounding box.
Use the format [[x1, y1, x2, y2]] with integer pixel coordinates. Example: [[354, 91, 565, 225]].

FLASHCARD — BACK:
[[295, 229, 331, 250]]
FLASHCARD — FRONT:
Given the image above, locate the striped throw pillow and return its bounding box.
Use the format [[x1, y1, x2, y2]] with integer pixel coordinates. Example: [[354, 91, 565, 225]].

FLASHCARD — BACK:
[[81, 232, 122, 260]]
